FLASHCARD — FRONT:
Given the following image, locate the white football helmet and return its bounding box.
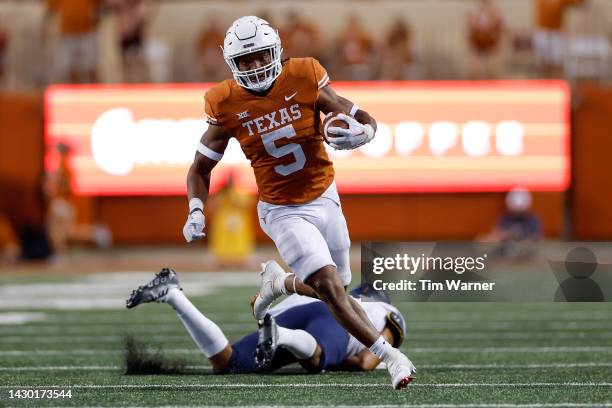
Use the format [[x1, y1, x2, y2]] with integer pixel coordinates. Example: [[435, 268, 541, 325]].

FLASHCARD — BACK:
[[222, 16, 283, 92]]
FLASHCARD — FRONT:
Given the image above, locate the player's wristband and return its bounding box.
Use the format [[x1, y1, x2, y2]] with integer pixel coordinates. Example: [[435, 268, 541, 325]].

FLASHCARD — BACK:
[[189, 198, 204, 214], [349, 104, 360, 118]]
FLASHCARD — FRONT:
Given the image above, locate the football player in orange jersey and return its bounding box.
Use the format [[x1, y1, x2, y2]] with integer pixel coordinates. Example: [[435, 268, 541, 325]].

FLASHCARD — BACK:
[[183, 16, 416, 388]]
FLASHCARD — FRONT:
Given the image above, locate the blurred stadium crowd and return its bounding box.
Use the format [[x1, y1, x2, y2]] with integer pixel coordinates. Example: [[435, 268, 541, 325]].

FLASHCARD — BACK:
[[0, 0, 610, 88]]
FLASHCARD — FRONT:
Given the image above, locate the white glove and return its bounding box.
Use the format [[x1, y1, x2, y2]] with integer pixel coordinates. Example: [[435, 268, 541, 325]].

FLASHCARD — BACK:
[[183, 198, 206, 242], [326, 113, 375, 150]]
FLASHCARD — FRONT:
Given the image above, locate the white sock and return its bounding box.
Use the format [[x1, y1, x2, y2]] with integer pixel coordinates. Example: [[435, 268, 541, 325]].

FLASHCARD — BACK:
[[280, 273, 296, 295], [165, 288, 229, 358], [369, 335, 393, 363], [277, 327, 317, 360]]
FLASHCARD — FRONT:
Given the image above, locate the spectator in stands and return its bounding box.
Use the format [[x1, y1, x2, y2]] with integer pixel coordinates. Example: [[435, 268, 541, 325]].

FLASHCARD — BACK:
[[255, 9, 276, 29], [466, 0, 505, 79], [280, 11, 320, 59], [44, 0, 101, 83], [0, 17, 8, 84], [45, 144, 112, 255], [533, 0, 585, 77], [379, 18, 419, 80], [0, 214, 20, 264], [196, 19, 226, 82], [106, 0, 153, 83], [482, 188, 542, 260], [334, 15, 375, 80]]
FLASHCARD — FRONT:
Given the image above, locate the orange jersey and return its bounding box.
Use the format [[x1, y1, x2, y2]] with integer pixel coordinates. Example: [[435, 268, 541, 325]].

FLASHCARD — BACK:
[[46, 0, 100, 34], [536, 0, 583, 30], [204, 58, 334, 205]]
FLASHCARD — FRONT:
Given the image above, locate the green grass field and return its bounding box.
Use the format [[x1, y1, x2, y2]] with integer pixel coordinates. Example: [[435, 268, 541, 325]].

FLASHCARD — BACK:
[[0, 272, 611, 407]]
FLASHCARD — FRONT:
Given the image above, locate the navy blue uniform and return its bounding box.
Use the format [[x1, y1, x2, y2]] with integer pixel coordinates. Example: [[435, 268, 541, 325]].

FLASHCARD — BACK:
[[222, 301, 349, 374]]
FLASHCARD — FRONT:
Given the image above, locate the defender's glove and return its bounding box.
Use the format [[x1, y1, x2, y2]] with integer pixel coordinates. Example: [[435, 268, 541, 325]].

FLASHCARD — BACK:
[[326, 113, 375, 150], [183, 198, 206, 242]]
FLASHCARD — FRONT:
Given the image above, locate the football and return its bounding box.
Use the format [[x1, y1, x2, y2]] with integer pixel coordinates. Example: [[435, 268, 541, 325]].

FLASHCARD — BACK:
[[323, 112, 349, 143]]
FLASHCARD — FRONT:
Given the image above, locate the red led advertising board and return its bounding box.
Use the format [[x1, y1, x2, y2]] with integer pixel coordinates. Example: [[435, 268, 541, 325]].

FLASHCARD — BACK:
[[44, 81, 569, 195]]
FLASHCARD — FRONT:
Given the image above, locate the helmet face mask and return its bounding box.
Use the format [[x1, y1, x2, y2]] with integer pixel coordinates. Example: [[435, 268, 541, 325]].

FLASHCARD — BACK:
[[385, 311, 407, 348], [227, 44, 282, 92], [223, 16, 283, 92]]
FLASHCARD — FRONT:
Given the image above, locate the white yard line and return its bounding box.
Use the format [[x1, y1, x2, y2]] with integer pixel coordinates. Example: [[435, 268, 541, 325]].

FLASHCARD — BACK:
[[408, 346, 612, 353], [1, 383, 611, 389], [0, 313, 47, 325], [0, 366, 120, 371], [420, 362, 612, 369], [9, 404, 612, 408], [408, 332, 612, 340], [0, 335, 190, 343], [408, 322, 612, 330], [2, 362, 612, 371], [19, 315, 612, 323], [0, 323, 251, 334]]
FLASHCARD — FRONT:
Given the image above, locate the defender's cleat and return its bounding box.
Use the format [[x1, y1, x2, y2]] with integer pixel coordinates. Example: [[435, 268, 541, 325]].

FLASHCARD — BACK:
[[126, 268, 181, 309], [252, 260, 290, 320], [386, 348, 417, 389], [254, 313, 279, 372]]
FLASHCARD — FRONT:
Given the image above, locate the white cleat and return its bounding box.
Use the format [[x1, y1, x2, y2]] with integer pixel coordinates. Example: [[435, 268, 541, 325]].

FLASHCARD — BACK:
[[386, 348, 417, 389], [251, 260, 290, 321]]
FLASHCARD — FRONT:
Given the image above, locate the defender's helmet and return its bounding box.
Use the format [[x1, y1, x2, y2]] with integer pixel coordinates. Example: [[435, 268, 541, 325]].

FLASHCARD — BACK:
[[350, 283, 407, 347], [385, 310, 407, 348], [222, 16, 283, 92]]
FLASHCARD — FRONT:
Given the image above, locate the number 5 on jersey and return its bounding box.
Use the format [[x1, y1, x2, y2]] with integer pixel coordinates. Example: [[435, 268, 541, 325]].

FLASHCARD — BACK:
[[261, 124, 306, 176]]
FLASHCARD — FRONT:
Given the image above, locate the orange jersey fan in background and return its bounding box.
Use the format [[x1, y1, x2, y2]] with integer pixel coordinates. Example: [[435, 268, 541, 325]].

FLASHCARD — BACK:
[[204, 57, 333, 205]]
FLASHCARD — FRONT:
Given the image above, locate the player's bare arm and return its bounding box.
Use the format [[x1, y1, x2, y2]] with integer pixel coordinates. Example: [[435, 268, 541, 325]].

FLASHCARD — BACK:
[[316, 85, 377, 132], [187, 124, 229, 202], [316, 85, 377, 150], [336, 349, 380, 372], [183, 124, 230, 242]]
